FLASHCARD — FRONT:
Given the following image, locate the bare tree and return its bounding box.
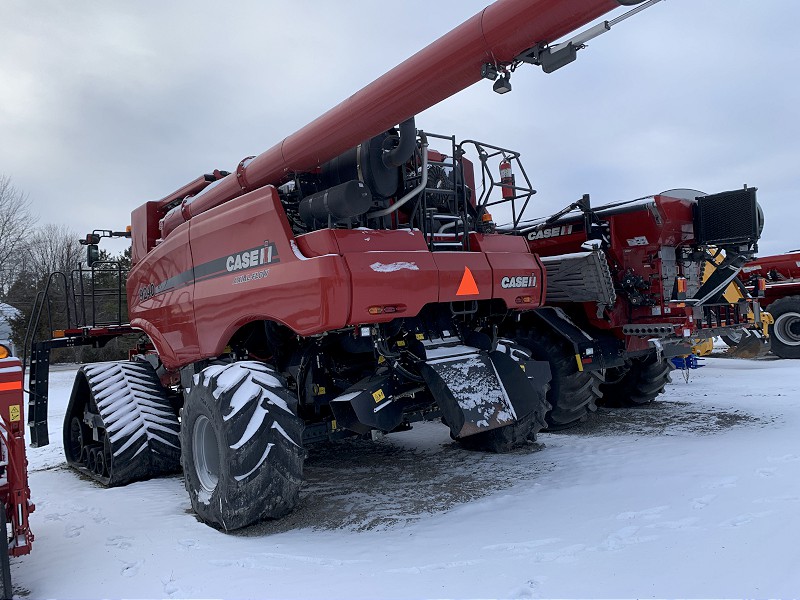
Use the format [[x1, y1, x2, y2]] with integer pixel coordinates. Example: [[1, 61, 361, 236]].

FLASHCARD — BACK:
[[23, 223, 83, 278], [0, 175, 37, 293], [5, 223, 83, 357]]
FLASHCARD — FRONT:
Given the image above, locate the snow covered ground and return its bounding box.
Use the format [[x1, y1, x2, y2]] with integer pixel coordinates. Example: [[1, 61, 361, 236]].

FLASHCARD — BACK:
[[11, 356, 800, 599]]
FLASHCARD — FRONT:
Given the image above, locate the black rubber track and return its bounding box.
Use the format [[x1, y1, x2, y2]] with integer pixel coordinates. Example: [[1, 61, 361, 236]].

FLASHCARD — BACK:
[[767, 295, 800, 359], [63, 361, 182, 486], [456, 340, 550, 453], [514, 329, 602, 429], [181, 361, 306, 531], [599, 353, 675, 407]]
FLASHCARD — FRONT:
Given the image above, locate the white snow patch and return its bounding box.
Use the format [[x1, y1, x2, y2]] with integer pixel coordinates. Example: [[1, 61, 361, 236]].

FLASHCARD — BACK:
[[17, 358, 800, 599], [369, 261, 419, 273]]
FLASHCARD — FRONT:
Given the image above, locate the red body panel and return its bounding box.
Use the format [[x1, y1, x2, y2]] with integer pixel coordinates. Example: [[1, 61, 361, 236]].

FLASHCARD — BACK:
[[128, 222, 198, 367], [344, 251, 439, 324], [743, 251, 800, 306], [762, 281, 800, 306], [526, 194, 701, 346], [129, 187, 544, 370], [744, 251, 800, 281]]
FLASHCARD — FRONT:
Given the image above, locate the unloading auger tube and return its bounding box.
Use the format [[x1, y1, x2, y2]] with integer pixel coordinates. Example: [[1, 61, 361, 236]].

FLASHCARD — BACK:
[[155, 0, 658, 243]]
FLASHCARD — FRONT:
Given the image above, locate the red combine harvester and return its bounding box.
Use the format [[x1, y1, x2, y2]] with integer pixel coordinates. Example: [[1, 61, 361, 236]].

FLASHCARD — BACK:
[[0, 355, 34, 597], [741, 250, 800, 358], [25, 0, 675, 531], [494, 187, 764, 428]]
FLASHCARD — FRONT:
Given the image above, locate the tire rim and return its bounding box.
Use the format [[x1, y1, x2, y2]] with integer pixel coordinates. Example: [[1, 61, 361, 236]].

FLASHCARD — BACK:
[[192, 415, 220, 493], [68, 416, 83, 463], [774, 311, 800, 347]]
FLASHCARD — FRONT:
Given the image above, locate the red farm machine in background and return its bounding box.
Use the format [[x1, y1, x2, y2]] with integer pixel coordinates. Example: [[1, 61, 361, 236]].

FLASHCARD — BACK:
[[21, 0, 737, 534], [466, 140, 766, 428], [739, 250, 800, 358], [502, 187, 764, 426]]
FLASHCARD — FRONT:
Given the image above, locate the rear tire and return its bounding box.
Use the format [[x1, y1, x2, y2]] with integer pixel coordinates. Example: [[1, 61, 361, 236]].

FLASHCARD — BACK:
[[768, 296, 800, 359], [456, 341, 549, 453], [598, 353, 675, 407], [515, 329, 602, 429], [181, 361, 305, 531]]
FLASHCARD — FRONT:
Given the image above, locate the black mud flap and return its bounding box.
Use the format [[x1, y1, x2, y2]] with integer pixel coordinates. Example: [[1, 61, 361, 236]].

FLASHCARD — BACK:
[[420, 346, 550, 440], [329, 374, 404, 435]]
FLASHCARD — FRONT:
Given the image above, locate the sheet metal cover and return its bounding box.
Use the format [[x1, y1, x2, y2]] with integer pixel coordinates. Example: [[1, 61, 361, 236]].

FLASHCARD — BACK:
[[422, 351, 516, 438]]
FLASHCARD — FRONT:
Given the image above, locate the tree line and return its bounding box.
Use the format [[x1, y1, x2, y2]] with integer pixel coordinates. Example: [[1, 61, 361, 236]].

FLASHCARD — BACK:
[[0, 176, 134, 363]]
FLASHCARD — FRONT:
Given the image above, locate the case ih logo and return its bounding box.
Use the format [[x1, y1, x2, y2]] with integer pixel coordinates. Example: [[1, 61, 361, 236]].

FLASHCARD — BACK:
[[226, 242, 277, 273], [500, 274, 537, 289], [527, 224, 573, 241], [136, 242, 281, 304]]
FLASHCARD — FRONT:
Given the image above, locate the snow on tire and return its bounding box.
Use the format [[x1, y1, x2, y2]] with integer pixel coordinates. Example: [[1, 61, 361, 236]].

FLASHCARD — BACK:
[[64, 361, 182, 486], [181, 361, 305, 531]]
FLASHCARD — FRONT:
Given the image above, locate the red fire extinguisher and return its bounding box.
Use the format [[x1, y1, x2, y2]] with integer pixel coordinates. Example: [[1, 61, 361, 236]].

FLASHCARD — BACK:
[[499, 158, 515, 200]]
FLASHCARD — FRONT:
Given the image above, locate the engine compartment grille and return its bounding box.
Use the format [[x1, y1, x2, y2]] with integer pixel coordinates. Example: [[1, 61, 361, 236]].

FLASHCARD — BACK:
[[694, 188, 760, 245]]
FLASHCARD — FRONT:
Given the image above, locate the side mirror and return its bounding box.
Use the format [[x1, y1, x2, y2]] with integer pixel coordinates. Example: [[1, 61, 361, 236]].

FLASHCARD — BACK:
[[87, 244, 100, 267]]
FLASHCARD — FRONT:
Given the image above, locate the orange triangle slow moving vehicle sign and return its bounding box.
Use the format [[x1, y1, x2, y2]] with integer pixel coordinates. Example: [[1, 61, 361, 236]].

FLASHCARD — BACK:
[[456, 266, 480, 296]]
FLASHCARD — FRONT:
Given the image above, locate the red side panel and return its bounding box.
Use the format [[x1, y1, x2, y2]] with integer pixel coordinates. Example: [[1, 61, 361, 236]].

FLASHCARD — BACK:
[[746, 251, 800, 281], [344, 252, 439, 324], [188, 187, 351, 357], [433, 252, 493, 303], [130, 201, 161, 266], [295, 229, 340, 258], [764, 281, 800, 306], [486, 251, 546, 309], [127, 223, 198, 369], [470, 232, 530, 253]]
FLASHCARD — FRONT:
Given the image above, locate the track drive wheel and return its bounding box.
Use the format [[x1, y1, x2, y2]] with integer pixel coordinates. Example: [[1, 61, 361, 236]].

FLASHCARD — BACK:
[[455, 340, 549, 453], [181, 361, 306, 531], [598, 353, 675, 407], [515, 329, 602, 429], [768, 296, 800, 359]]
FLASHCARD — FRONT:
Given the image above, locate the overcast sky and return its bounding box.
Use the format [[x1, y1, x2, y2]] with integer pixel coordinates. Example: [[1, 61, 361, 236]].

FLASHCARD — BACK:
[[2, 1, 798, 256]]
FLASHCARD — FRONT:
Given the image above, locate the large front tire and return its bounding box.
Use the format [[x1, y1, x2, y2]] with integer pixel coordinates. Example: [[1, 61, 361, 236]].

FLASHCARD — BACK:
[[598, 353, 675, 407], [768, 296, 800, 359], [515, 329, 602, 429], [181, 361, 305, 531]]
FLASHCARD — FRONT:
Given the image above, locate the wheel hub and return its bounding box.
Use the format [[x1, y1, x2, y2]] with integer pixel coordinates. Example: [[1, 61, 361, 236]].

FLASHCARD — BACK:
[[774, 311, 800, 346], [192, 415, 220, 493]]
